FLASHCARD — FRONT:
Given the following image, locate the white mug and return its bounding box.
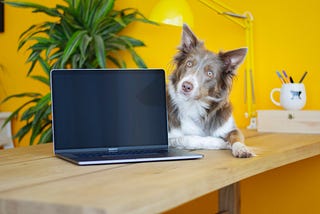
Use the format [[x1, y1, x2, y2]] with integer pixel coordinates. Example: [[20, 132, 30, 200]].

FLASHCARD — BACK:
[[270, 83, 306, 110]]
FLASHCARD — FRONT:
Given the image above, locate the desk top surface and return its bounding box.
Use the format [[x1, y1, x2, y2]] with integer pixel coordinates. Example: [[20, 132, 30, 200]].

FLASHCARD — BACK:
[[1, 130, 320, 214]]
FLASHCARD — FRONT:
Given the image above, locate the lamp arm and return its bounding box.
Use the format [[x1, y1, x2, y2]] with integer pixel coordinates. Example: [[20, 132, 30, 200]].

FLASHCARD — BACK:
[[198, 0, 247, 28], [198, 0, 257, 127], [199, 0, 240, 15]]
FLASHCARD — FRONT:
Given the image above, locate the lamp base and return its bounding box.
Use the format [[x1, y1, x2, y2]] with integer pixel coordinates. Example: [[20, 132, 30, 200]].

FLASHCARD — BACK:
[[247, 117, 257, 129]]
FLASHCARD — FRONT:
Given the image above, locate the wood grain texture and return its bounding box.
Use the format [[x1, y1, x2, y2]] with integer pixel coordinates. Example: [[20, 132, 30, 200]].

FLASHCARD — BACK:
[[0, 130, 319, 214]]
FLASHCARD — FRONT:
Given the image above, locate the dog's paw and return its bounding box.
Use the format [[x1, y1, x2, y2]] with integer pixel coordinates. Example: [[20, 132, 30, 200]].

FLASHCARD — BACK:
[[205, 137, 230, 149], [232, 142, 254, 158], [169, 136, 229, 150]]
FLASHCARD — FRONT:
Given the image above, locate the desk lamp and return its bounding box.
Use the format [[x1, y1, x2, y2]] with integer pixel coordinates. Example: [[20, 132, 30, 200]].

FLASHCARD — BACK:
[[149, 0, 256, 129]]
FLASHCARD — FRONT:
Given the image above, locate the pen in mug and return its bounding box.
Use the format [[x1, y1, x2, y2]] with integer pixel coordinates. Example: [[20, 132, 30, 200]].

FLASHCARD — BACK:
[[282, 70, 290, 83], [276, 71, 286, 84], [289, 76, 295, 83], [299, 71, 308, 83]]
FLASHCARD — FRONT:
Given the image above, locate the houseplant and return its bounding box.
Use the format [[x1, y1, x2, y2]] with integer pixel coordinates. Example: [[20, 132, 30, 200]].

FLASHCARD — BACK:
[[2, 0, 155, 145]]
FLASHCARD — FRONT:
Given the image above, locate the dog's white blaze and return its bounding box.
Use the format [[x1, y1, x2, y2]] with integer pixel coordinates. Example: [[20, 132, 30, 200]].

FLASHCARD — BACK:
[[178, 74, 199, 99], [195, 55, 209, 74]]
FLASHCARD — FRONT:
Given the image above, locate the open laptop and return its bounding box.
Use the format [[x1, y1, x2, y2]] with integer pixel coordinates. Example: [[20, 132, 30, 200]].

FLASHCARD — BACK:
[[50, 69, 203, 165]]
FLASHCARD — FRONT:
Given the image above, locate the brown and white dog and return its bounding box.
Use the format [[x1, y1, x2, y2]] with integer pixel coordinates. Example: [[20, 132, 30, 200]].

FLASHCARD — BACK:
[[167, 24, 254, 158]]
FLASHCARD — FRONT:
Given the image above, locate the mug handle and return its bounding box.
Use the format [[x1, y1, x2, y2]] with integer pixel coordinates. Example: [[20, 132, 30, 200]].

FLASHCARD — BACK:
[[270, 88, 281, 106]]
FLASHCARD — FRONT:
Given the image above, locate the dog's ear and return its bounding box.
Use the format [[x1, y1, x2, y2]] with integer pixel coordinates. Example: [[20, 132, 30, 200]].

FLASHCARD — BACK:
[[219, 48, 247, 74], [180, 24, 200, 51]]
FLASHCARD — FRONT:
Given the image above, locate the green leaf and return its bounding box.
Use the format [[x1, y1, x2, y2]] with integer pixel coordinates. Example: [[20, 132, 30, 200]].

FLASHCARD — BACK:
[[30, 93, 51, 114], [94, 0, 114, 24], [4, 1, 61, 17], [1, 92, 41, 104], [61, 30, 87, 67], [60, 19, 74, 39], [18, 24, 38, 40], [94, 35, 106, 68], [18, 24, 51, 50], [86, 0, 103, 29], [20, 106, 36, 121], [107, 55, 121, 68], [114, 16, 126, 27], [26, 50, 40, 63], [80, 34, 92, 58], [30, 75, 50, 86], [119, 36, 145, 47], [30, 123, 41, 145], [14, 123, 32, 142], [27, 60, 37, 76], [27, 42, 50, 51], [130, 49, 147, 68], [49, 51, 63, 61], [37, 56, 51, 76], [29, 36, 51, 44], [38, 125, 52, 144], [61, 10, 83, 30], [30, 105, 51, 145], [46, 44, 58, 60], [71, 54, 80, 68], [1, 98, 40, 129], [83, 0, 94, 25], [106, 55, 126, 68]]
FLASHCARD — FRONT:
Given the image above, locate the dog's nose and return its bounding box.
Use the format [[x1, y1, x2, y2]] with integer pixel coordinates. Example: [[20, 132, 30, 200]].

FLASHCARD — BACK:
[[182, 81, 194, 93]]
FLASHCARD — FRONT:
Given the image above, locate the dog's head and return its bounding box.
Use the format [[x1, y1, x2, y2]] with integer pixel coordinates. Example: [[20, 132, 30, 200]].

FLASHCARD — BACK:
[[170, 24, 247, 103]]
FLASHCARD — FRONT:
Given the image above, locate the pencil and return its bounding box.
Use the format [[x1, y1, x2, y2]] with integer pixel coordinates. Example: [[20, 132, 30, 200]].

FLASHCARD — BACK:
[[299, 71, 308, 83]]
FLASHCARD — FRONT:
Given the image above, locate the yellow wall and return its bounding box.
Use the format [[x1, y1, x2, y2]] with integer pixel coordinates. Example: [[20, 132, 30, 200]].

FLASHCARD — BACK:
[[1, 0, 320, 144], [0, 0, 57, 146], [1, 0, 320, 213]]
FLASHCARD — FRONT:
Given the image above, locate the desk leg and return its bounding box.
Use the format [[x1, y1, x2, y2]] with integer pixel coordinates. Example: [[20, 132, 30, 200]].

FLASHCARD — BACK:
[[217, 182, 240, 214]]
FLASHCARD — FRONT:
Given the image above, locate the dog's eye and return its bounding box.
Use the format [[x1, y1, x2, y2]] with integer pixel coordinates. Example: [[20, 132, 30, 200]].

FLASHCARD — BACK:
[[207, 71, 213, 78], [186, 61, 193, 67]]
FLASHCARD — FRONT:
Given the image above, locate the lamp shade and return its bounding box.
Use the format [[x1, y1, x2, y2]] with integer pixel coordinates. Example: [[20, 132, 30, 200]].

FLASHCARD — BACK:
[[149, 0, 194, 27]]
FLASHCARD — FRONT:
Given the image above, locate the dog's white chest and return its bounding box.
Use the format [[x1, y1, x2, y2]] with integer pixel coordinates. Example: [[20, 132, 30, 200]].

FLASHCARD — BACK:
[[180, 116, 205, 136], [178, 101, 208, 136]]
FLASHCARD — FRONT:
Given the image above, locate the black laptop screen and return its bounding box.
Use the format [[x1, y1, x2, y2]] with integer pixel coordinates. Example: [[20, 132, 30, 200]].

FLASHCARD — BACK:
[[51, 69, 168, 150]]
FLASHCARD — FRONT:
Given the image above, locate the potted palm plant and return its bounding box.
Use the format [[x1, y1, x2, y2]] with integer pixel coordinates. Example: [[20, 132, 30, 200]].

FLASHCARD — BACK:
[[2, 0, 155, 145]]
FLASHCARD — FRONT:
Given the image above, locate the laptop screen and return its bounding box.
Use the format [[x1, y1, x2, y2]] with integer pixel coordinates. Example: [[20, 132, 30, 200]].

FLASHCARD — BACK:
[[51, 69, 168, 151]]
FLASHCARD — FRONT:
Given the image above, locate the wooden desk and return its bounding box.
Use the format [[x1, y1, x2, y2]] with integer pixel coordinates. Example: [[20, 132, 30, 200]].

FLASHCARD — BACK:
[[0, 130, 320, 214]]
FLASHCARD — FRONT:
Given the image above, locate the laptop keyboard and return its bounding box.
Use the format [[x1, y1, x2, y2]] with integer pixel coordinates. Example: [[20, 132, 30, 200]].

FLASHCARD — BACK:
[[73, 149, 168, 159]]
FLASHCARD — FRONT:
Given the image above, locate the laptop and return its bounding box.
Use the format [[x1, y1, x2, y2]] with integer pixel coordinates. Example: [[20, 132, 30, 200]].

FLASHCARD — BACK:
[[50, 69, 203, 165]]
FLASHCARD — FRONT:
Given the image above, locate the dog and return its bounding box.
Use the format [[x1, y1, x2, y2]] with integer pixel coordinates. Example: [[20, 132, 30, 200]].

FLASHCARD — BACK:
[[167, 24, 254, 158]]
